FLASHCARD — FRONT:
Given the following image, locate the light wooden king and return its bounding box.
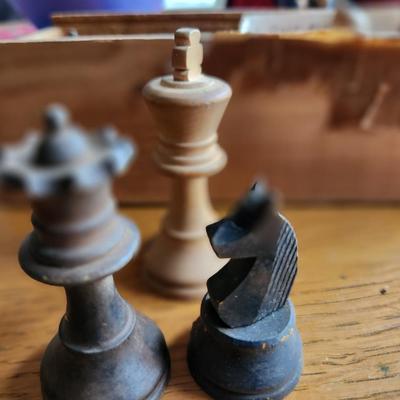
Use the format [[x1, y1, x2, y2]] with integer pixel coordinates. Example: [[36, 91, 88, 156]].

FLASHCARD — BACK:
[[142, 28, 232, 298]]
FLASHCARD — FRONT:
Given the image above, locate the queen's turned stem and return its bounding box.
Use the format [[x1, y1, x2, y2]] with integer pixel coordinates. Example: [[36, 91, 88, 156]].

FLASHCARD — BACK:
[[61, 276, 133, 349]]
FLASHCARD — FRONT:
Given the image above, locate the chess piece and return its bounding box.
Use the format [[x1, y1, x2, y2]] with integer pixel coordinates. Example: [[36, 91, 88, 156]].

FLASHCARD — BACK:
[[188, 182, 303, 400], [142, 27, 232, 298], [0, 105, 170, 400]]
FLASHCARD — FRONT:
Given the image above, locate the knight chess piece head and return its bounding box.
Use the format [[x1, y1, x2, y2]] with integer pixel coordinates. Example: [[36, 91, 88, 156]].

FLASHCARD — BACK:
[[188, 181, 303, 400], [206, 181, 298, 328]]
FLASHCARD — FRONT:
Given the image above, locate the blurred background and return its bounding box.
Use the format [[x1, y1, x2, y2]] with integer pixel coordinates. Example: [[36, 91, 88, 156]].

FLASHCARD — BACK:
[[1, 0, 400, 204], [1, 4, 400, 400], [0, 0, 397, 33]]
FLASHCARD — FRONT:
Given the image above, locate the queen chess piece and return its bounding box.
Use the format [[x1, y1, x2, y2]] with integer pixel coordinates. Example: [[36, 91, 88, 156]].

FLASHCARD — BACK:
[[0, 104, 170, 400]]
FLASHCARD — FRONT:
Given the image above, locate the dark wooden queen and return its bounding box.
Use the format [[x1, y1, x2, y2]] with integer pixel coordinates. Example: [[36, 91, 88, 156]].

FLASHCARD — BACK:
[[0, 105, 170, 400]]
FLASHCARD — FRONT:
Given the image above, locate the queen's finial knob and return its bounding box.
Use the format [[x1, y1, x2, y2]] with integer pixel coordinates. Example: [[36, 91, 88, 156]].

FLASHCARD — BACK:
[[44, 104, 70, 134], [172, 28, 203, 82]]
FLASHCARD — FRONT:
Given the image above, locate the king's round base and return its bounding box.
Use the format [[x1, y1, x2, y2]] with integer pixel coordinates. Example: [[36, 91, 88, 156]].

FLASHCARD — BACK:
[[188, 296, 303, 400]]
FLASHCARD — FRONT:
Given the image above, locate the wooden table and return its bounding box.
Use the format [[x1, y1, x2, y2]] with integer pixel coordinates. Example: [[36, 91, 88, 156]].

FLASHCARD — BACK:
[[1, 205, 400, 400]]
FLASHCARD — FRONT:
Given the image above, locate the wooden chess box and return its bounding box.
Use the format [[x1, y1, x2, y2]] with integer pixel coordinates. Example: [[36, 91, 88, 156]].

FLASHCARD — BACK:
[[1, 8, 400, 203]]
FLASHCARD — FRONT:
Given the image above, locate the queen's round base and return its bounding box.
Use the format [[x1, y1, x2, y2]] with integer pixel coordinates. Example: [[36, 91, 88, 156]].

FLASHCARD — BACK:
[[41, 312, 170, 400], [187, 296, 303, 400]]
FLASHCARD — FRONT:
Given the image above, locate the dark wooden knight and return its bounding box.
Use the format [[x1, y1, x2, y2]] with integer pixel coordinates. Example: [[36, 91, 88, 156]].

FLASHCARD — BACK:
[[206, 181, 298, 328]]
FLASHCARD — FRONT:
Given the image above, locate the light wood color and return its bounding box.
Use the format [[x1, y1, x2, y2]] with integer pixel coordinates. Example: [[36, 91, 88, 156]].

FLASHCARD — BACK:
[[142, 29, 231, 298], [1, 204, 400, 399], [172, 28, 203, 81]]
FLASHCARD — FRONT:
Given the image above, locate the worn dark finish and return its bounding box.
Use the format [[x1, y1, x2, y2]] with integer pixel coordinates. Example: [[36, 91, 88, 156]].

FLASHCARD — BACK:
[[0, 105, 170, 400], [188, 297, 303, 400], [188, 182, 303, 400], [206, 182, 298, 328]]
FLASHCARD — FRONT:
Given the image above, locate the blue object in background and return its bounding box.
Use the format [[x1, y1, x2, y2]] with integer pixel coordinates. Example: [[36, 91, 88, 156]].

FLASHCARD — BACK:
[[9, 0, 164, 28], [0, 0, 19, 21], [277, 0, 298, 6]]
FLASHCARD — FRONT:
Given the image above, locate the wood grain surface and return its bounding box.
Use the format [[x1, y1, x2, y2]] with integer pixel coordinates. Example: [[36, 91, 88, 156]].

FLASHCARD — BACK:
[[52, 12, 243, 35], [1, 204, 400, 399]]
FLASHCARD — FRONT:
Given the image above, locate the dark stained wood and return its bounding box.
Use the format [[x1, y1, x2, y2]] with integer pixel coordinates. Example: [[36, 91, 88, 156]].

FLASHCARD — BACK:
[[1, 204, 400, 399]]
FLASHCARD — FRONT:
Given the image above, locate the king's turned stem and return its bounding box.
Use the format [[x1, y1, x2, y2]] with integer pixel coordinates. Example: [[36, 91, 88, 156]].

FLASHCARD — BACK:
[[165, 177, 217, 237]]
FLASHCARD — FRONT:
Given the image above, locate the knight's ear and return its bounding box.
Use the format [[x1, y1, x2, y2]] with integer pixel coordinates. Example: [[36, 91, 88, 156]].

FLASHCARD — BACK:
[[269, 190, 282, 213], [206, 220, 223, 241]]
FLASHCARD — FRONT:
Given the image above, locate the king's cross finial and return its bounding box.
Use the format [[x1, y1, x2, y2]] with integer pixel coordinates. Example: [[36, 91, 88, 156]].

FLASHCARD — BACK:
[[172, 28, 203, 82]]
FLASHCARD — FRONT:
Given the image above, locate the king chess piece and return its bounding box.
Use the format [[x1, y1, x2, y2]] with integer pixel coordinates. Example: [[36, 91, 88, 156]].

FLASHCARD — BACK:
[[142, 27, 232, 298], [188, 182, 303, 400], [0, 105, 170, 400]]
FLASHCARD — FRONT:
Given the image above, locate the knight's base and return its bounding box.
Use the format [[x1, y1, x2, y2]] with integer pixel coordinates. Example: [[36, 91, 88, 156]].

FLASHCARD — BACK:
[[187, 296, 303, 400], [41, 312, 170, 400]]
